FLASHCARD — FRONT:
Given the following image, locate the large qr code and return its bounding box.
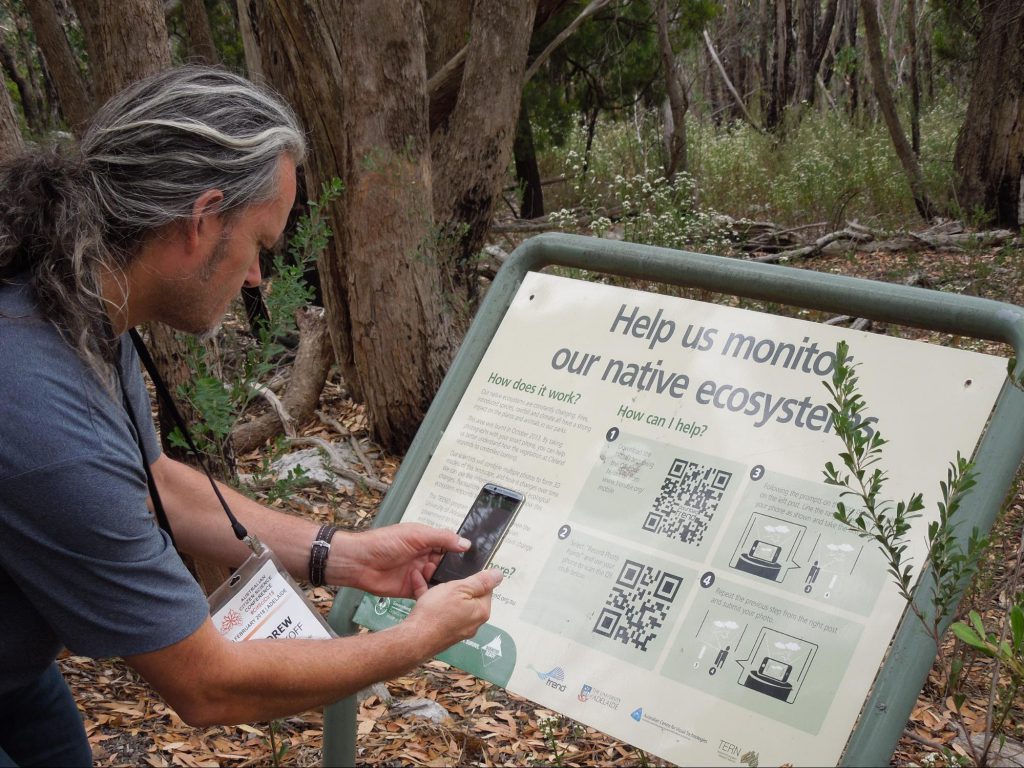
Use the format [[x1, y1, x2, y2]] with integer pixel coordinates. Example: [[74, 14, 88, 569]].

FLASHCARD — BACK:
[[592, 560, 683, 652], [644, 458, 732, 546]]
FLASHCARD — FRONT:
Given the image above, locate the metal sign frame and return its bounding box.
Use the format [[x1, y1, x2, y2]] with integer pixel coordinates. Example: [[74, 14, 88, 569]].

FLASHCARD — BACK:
[[322, 232, 1024, 766]]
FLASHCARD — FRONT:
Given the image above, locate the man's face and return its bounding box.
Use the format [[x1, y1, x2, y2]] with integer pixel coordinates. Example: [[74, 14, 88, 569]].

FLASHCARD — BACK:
[[162, 154, 298, 335]]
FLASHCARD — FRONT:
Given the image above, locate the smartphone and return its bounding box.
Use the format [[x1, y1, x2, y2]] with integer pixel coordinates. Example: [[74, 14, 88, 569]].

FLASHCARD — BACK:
[[428, 484, 525, 586]]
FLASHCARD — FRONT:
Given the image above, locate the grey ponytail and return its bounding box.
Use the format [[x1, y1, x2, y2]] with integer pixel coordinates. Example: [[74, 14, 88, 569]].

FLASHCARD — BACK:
[[0, 65, 306, 382]]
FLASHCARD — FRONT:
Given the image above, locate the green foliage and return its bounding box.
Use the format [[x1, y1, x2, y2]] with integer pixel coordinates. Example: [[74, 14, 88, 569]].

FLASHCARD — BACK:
[[951, 605, 1024, 764], [172, 178, 343, 465], [823, 340, 985, 640], [539, 93, 963, 231], [525, 0, 717, 149]]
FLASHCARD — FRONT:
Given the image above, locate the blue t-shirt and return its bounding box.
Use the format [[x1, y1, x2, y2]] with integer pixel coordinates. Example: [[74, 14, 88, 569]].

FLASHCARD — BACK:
[[0, 278, 208, 694]]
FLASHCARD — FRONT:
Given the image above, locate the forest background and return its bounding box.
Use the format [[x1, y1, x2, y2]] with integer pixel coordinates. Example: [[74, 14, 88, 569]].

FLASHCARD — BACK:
[[0, 0, 1023, 765]]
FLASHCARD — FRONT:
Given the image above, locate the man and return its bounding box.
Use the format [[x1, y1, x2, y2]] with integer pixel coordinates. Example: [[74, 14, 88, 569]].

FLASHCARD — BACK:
[[0, 66, 501, 767]]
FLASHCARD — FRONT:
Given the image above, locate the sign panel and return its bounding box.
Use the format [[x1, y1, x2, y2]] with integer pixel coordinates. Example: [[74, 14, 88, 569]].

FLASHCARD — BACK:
[[357, 272, 1006, 766]]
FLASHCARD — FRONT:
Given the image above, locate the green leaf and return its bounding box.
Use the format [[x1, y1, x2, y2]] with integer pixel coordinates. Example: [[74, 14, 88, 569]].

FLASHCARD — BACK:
[[1012, 605, 1024, 652], [951, 621, 988, 651]]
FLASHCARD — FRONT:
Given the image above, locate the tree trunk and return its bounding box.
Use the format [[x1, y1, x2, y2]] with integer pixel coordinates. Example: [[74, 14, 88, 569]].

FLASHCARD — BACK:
[[513, 101, 544, 219], [859, 0, 935, 220], [0, 83, 24, 157], [906, 0, 921, 155], [23, 0, 93, 133], [758, 0, 770, 119], [0, 38, 42, 132], [181, 0, 219, 64], [953, 0, 1023, 228], [431, 0, 539, 316], [655, 0, 688, 180], [250, 0, 463, 453], [423, 0, 471, 78], [234, 0, 263, 77], [71, 0, 170, 106], [339, 0, 458, 451]]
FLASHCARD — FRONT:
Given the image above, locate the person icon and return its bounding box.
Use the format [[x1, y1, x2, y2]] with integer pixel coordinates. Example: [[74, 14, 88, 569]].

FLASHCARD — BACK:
[[804, 560, 821, 593], [709, 645, 730, 675]]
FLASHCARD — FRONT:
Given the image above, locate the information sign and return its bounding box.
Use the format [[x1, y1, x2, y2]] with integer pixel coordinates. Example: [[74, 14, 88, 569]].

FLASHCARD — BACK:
[[356, 271, 1006, 766]]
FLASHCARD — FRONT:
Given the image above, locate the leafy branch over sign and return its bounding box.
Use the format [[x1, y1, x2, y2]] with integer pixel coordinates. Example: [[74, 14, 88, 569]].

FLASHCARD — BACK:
[[822, 339, 984, 646]]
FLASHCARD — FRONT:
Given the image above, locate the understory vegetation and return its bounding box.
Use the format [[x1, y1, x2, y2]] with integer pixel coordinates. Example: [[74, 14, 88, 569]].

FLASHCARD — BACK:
[[536, 92, 967, 249]]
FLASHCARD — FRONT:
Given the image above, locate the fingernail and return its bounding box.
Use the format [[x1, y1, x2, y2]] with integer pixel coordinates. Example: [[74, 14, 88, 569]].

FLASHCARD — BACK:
[[458, 537, 471, 549]]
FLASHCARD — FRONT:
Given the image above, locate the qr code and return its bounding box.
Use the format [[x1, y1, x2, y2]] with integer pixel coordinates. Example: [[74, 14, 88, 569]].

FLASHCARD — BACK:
[[643, 458, 732, 546], [592, 560, 683, 652]]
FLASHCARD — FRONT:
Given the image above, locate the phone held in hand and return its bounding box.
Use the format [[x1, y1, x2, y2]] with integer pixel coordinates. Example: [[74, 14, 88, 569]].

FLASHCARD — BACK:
[[428, 483, 525, 586]]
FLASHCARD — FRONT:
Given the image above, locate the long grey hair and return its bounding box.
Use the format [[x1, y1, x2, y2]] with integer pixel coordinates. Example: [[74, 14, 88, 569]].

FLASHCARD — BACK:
[[0, 65, 306, 382]]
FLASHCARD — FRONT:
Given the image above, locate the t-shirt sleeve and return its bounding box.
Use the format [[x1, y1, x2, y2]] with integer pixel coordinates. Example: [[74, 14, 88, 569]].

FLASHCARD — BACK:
[[0, 450, 209, 658]]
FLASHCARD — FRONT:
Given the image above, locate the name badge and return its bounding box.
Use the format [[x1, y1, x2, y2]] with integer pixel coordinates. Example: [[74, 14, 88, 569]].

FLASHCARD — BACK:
[[209, 538, 336, 642]]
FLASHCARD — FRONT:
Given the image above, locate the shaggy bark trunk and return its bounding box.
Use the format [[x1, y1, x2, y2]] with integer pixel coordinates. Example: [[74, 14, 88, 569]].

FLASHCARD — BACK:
[[431, 0, 539, 318], [954, 0, 1024, 228], [181, 0, 219, 64], [71, 0, 170, 106], [250, 0, 462, 452], [0, 84, 24, 157], [23, 0, 93, 133]]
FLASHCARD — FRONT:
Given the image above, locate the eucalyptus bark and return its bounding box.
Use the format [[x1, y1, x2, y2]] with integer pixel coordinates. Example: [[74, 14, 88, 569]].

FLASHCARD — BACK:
[[23, 0, 93, 133], [71, 0, 170, 106], [249, 0, 460, 452], [181, 0, 219, 64], [431, 0, 539, 314], [859, 0, 935, 220], [953, 0, 1023, 228], [0, 84, 24, 157], [0, 39, 41, 131]]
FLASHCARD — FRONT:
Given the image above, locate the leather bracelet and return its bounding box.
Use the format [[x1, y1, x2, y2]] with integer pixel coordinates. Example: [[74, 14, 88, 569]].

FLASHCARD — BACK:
[[309, 523, 338, 587]]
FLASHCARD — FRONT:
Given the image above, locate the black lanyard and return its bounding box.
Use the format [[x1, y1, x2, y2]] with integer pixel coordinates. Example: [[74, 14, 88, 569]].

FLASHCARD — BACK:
[[121, 328, 250, 544]]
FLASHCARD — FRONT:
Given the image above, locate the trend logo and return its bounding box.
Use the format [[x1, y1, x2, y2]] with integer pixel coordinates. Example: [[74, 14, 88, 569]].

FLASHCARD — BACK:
[[529, 665, 567, 692], [533, 666, 565, 683]]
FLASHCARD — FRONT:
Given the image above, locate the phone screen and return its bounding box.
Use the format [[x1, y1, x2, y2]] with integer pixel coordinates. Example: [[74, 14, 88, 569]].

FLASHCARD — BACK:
[[429, 484, 524, 586]]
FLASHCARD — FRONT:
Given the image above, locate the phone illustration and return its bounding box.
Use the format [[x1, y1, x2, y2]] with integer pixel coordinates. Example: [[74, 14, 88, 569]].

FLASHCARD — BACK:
[[428, 484, 524, 586]]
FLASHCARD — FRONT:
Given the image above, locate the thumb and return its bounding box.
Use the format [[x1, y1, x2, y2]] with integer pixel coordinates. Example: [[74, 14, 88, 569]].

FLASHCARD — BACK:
[[462, 567, 503, 596]]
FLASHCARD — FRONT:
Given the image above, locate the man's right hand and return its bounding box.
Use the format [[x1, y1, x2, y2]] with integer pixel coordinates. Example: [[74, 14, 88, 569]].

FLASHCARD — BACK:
[[403, 568, 503, 656]]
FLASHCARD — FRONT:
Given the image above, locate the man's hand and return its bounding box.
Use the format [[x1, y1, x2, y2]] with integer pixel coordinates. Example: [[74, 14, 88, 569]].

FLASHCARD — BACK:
[[403, 568, 503, 655], [329, 523, 471, 597]]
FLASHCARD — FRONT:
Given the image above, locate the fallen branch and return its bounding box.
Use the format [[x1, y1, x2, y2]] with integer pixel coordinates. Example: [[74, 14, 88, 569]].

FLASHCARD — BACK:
[[315, 410, 377, 481], [752, 226, 873, 263], [287, 435, 389, 493]]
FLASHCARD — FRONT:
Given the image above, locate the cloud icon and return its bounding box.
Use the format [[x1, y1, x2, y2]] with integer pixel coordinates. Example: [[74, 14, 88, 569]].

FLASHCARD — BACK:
[[713, 620, 740, 629], [763, 525, 791, 534], [774, 641, 801, 651], [826, 543, 855, 552]]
